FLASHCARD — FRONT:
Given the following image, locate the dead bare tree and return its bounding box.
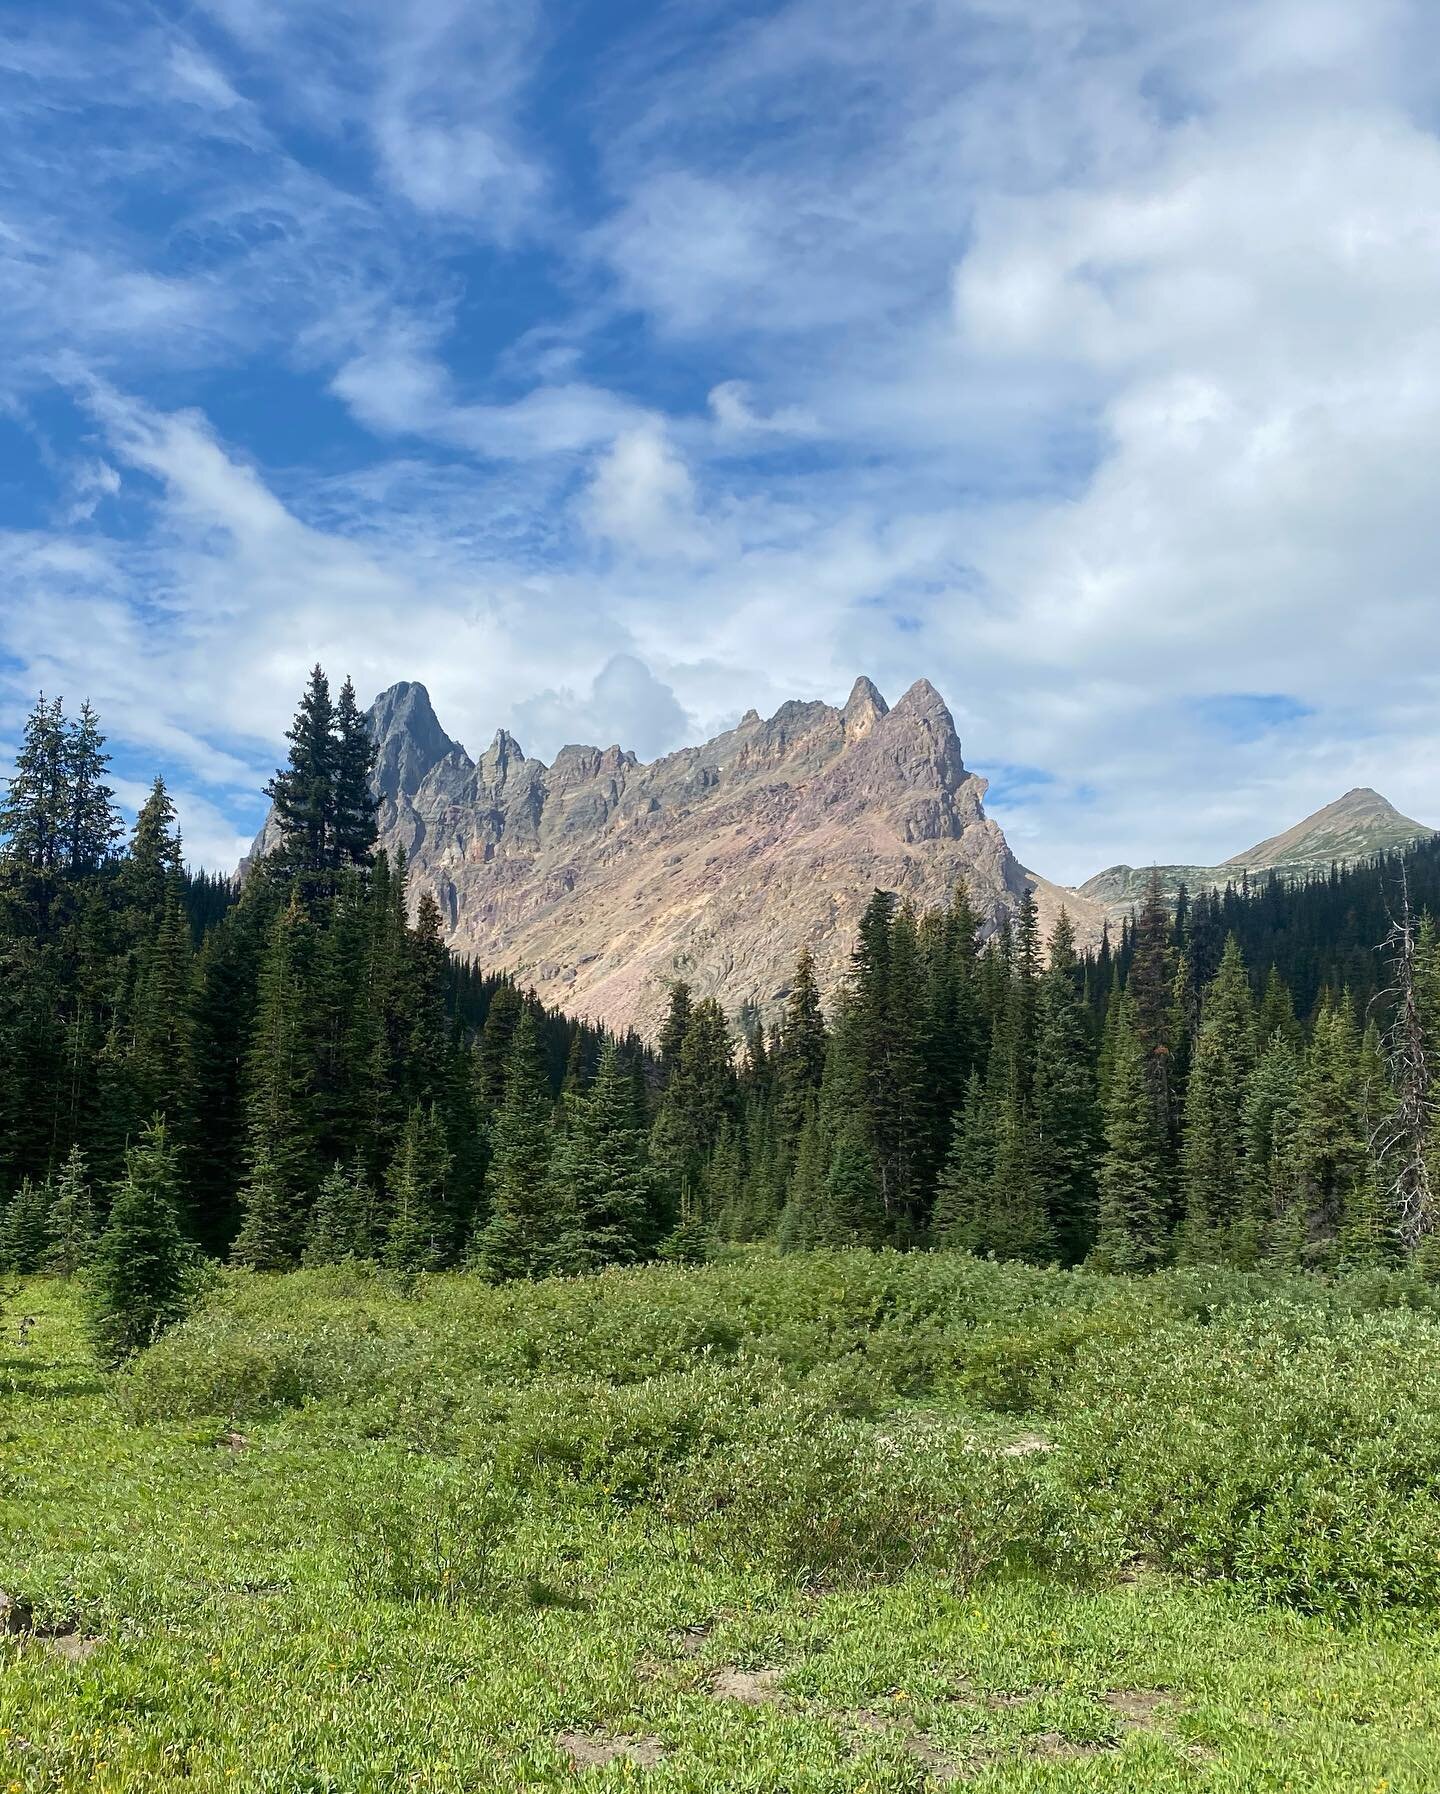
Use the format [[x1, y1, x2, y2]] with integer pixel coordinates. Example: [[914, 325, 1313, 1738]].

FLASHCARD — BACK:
[[1370, 861, 1437, 1252]]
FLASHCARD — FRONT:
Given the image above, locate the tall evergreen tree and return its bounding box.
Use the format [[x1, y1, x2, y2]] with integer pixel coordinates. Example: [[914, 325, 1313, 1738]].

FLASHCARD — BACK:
[[45, 1144, 96, 1274], [473, 1011, 571, 1280], [232, 899, 314, 1267], [332, 675, 380, 870], [85, 1117, 193, 1365], [264, 666, 337, 901], [1092, 1000, 1169, 1271], [384, 1103, 454, 1271], [1177, 936, 1256, 1262], [1032, 911, 1101, 1261], [545, 1040, 654, 1270]]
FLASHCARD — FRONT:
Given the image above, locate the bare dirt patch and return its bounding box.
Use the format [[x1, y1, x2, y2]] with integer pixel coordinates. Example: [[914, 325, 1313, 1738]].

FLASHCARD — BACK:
[[556, 1730, 666, 1770], [710, 1666, 783, 1704], [1028, 1731, 1106, 1762], [1104, 1688, 1170, 1729], [901, 1732, 979, 1783]]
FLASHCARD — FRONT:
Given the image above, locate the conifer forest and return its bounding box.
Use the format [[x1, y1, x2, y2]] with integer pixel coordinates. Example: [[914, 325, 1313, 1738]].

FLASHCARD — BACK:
[[3, 669, 1438, 1293]]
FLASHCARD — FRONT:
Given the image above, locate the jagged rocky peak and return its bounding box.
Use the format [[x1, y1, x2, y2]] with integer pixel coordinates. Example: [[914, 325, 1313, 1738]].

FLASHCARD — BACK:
[[368, 681, 469, 801], [248, 671, 1104, 1036], [843, 675, 888, 737]]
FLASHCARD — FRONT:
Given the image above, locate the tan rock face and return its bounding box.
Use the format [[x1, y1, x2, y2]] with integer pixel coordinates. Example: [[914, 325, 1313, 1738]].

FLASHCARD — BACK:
[[248, 676, 1104, 1038]]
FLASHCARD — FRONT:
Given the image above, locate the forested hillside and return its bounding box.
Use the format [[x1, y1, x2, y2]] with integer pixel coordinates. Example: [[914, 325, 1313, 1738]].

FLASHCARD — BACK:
[[2, 667, 1437, 1284]]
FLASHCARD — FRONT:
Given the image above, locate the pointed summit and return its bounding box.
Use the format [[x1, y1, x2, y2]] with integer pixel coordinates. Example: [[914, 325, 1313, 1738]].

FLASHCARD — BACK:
[[1226, 787, 1434, 870], [843, 675, 888, 739], [367, 681, 468, 802], [891, 676, 950, 722]]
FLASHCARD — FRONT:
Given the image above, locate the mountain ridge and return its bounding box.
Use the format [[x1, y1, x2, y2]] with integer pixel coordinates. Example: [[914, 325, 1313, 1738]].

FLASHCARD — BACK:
[[248, 675, 1105, 1037], [1077, 786, 1435, 922]]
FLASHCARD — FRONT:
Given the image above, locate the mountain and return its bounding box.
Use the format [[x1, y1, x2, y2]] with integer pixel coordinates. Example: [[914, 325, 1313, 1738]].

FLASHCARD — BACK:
[[1224, 787, 1433, 872], [1078, 787, 1435, 923], [248, 676, 1103, 1037]]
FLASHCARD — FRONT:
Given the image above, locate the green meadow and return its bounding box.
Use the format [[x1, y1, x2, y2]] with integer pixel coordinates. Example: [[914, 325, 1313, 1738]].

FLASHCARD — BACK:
[[4, 1252, 1439, 1792]]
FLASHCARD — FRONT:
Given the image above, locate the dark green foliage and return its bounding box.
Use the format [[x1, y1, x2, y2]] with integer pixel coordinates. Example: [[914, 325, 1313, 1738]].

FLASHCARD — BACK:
[[303, 1160, 375, 1266], [473, 1012, 573, 1281], [0, 1177, 52, 1273], [1092, 1001, 1169, 1271], [384, 1104, 454, 1271], [547, 1042, 657, 1270], [45, 1145, 96, 1274], [85, 1117, 194, 1364]]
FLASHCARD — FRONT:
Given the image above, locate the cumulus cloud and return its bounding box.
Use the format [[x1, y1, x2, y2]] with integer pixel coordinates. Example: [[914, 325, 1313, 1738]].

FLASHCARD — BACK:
[[510, 654, 692, 763]]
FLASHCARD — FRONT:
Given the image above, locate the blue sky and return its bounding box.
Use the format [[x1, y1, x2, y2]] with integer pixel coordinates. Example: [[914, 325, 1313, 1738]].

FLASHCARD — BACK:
[[4, 0, 1440, 878]]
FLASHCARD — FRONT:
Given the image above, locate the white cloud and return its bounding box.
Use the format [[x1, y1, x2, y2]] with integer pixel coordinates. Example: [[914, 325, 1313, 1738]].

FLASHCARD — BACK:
[[581, 421, 705, 560], [8, 0, 1440, 890]]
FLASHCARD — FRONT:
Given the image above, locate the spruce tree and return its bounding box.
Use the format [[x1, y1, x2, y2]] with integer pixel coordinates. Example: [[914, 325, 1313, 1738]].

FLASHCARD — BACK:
[[0, 1176, 51, 1273], [1240, 1031, 1301, 1263], [45, 1145, 96, 1274], [931, 1071, 992, 1252], [85, 1118, 194, 1365], [232, 899, 314, 1267], [384, 1103, 454, 1271], [117, 776, 184, 929], [1031, 911, 1101, 1260], [265, 665, 337, 901], [332, 675, 380, 870], [1128, 872, 1180, 1147], [545, 1041, 654, 1270], [1177, 935, 1256, 1262], [1291, 998, 1370, 1259], [303, 1159, 375, 1265], [775, 947, 827, 1150], [1092, 1001, 1169, 1271], [0, 693, 69, 934], [64, 700, 122, 875], [473, 1011, 572, 1280]]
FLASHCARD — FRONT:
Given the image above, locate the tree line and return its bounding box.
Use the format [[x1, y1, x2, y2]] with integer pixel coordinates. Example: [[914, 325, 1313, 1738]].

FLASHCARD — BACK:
[[2, 668, 1438, 1335]]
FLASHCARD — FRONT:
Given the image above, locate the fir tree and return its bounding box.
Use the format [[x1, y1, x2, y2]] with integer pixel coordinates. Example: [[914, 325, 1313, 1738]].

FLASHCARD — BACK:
[[384, 1103, 454, 1271], [303, 1159, 375, 1265], [45, 1145, 96, 1274], [64, 700, 121, 875], [1177, 936, 1256, 1262], [1092, 1001, 1169, 1271], [473, 1012, 572, 1280], [332, 676, 380, 870], [118, 776, 184, 929], [265, 665, 337, 901], [546, 1041, 654, 1270], [0, 1176, 51, 1273], [1031, 911, 1101, 1260], [232, 899, 314, 1267], [775, 947, 827, 1149], [931, 1071, 992, 1252], [85, 1117, 194, 1365]]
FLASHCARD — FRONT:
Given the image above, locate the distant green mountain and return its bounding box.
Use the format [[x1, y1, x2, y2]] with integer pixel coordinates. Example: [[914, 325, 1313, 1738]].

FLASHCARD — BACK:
[[1078, 788, 1435, 921]]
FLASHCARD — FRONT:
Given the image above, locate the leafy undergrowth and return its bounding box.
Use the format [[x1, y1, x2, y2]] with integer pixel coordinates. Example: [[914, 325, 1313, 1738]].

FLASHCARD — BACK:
[[3, 1252, 1440, 1790]]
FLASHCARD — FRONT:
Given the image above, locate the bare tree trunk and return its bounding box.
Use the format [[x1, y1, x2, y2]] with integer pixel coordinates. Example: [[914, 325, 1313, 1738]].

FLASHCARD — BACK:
[[1372, 863, 1436, 1252]]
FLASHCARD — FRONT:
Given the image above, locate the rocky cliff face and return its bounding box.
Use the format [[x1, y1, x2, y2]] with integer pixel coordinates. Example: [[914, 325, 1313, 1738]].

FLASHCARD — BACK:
[[248, 676, 1103, 1037]]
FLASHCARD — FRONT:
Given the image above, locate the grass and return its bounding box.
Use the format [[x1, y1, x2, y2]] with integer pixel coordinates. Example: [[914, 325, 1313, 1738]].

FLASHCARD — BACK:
[[3, 1253, 1440, 1790]]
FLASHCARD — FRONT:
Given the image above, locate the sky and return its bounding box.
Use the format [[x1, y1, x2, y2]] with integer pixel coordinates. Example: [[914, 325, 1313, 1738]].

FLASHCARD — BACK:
[[4, 0, 1440, 881]]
